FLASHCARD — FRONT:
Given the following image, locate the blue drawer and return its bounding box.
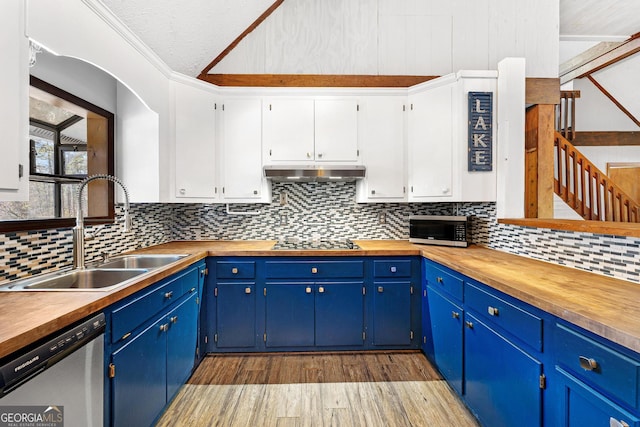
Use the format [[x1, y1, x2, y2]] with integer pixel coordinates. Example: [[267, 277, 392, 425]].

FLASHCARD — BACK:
[[265, 260, 364, 279], [555, 323, 640, 410], [425, 262, 463, 302], [216, 261, 256, 279], [374, 260, 412, 278], [465, 281, 543, 352]]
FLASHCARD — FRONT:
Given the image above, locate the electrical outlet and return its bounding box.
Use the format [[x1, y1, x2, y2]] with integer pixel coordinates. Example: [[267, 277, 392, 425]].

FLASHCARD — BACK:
[[378, 211, 386, 224], [280, 212, 288, 225], [280, 192, 288, 205]]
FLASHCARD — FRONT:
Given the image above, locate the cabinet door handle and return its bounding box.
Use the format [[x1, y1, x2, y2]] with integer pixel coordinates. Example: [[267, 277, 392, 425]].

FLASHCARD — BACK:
[[231, 267, 239, 274], [377, 286, 384, 293], [436, 277, 443, 283], [170, 316, 178, 324], [317, 152, 323, 158], [451, 311, 460, 319], [579, 356, 598, 371], [311, 267, 318, 274], [488, 306, 499, 316], [164, 291, 173, 299], [318, 286, 325, 293], [160, 323, 169, 332], [305, 287, 312, 294], [245, 287, 252, 294], [465, 321, 474, 329]]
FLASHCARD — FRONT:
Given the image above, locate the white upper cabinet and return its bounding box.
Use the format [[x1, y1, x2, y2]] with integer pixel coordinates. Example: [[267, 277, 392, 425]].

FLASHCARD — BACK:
[[356, 96, 407, 202], [220, 98, 270, 202], [408, 81, 455, 201], [263, 97, 359, 164], [0, 0, 28, 200], [173, 81, 218, 200], [314, 98, 359, 162], [263, 98, 315, 163]]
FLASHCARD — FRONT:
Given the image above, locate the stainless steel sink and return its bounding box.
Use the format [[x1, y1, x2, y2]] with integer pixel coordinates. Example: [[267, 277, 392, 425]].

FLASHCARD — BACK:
[[97, 254, 188, 270], [0, 268, 149, 291]]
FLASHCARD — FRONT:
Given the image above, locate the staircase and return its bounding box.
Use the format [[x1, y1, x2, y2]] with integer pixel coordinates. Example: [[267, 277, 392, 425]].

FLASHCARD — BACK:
[[554, 132, 640, 222]]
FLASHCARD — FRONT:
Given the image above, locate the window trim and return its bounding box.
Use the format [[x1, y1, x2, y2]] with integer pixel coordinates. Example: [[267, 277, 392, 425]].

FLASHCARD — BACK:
[[0, 76, 115, 232]]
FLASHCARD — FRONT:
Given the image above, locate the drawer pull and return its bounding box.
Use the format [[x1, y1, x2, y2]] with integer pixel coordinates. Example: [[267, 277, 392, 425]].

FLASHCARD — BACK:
[[451, 311, 460, 319], [579, 356, 599, 371], [231, 267, 238, 274], [318, 286, 325, 293], [390, 266, 397, 273], [305, 287, 312, 294], [170, 316, 178, 324], [377, 286, 384, 293], [436, 277, 443, 283], [159, 323, 169, 332], [245, 287, 252, 294], [311, 267, 318, 274], [164, 291, 173, 299], [488, 306, 499, 316], [465, 321, 474, 329]]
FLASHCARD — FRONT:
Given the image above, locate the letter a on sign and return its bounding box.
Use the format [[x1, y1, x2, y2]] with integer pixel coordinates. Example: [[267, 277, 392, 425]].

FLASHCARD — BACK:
[[468, 92, 493, 171]]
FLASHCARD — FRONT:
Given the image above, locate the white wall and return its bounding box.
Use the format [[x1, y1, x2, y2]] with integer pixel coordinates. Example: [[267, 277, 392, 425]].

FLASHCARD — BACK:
[[212, 0, 559, 78]]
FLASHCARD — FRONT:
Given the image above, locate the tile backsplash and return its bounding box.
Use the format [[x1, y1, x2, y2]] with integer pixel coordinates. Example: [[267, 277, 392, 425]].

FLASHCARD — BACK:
[[1, 181, 639, 284]]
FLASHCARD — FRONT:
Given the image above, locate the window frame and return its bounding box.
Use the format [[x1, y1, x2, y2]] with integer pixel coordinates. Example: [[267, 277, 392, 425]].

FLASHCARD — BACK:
[[0, 76, 115, 232]]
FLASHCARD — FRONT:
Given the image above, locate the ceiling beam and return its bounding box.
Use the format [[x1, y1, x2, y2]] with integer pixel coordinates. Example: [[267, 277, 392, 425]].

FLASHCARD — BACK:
[[198, 74, 439, 87], [560, 35, 640, 84]]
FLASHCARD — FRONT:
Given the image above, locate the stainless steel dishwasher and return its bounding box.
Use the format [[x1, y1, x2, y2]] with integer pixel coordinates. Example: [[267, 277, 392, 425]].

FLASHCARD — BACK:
[[0, 313, 105, 427]]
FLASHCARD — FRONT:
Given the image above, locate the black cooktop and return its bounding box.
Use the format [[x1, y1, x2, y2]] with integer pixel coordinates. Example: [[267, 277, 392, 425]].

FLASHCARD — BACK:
[[273, 239, 360, 250]]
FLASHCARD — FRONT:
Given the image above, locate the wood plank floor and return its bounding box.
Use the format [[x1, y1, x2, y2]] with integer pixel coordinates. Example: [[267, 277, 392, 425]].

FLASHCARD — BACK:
[[156, 351, 480, 427]]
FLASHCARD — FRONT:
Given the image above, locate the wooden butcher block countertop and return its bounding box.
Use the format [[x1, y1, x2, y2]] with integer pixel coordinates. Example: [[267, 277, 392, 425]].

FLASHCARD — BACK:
[[1, 239, 639, 359]]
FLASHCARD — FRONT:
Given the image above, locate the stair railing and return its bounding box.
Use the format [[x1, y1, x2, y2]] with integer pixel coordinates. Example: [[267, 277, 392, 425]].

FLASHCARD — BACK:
[[554, 132, 640, 222], [556, 91, 580, 141]]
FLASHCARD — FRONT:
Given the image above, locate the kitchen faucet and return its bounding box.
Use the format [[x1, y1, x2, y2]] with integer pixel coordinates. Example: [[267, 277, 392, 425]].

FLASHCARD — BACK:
[[73, 174, 132, 269]]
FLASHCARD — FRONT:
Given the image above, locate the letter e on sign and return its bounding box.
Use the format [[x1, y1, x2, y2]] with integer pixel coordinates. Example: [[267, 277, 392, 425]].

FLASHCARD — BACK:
[[468, 92, 493, 172]]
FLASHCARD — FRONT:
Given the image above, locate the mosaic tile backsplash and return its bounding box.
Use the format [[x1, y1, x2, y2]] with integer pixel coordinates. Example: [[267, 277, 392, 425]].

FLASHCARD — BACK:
[[1, 181, 639, 284]]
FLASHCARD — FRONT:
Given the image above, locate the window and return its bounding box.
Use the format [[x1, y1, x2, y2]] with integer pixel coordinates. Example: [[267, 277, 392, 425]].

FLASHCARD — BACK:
[[0, 76, 114, 231]]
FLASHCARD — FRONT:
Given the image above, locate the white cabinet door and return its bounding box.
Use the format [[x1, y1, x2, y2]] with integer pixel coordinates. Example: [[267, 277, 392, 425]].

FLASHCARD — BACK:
[[263, 98, 314, 163], [315, 98, 359, 162], [408, 84, 454, 200], [0, 0, 28, 198], [357, 96, 406, 202], [174, 82, 218, 200], [220, 98, 268, 201]]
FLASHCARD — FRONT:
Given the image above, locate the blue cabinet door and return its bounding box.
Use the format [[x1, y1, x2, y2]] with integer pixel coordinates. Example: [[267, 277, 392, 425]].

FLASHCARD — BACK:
[[427, 287, 464, 395], [315, 282, 364, 347], [111, 317, 167, 427], [196, 262, 207, 363], [265, 283, 315, 347], [166, 293, 198, 401], [555, 367, 640, 427], [372, 281, 411, 346], [216, 282, 256, 348], [465, 312, 543, 427]]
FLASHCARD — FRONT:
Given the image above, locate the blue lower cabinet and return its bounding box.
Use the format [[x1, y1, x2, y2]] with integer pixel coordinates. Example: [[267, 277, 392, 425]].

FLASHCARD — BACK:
[[464, 313, 543, 427], [166, 293, 198, 400], [427, 286, 463, 395], [110, 316, 168, 427], [372, 281, 412, 346], [556, 367, 640, 427], [215, 283, 257, 348], [265, 283, 315, 347], [315, 282, 364, 347]]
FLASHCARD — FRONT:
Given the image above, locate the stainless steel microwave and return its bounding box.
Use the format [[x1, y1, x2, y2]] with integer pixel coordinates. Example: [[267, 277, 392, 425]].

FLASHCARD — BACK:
[[409, 215, 469, 247]]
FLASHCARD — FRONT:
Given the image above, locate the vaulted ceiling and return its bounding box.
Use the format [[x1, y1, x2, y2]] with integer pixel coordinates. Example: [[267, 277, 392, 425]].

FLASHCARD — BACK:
[[100, 0, 640, 77]]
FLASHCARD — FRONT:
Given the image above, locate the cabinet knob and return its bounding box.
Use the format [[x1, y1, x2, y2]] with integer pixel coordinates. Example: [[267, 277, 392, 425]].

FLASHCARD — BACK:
[[442, 188, 450, 194], [164, 291, 173, 299], [371, 189, 376, 195], [245, 287, 252, 294], [578, 356, 599, 371], [451, 311, 460, 319], [253, 190, 258, 195], [231, 267, 239, 274], [390, 266, 397, 273], [487, 306, 499, 316], [306, 152, 312, 158], [305, 287, 312, 294], [318, 286, 325, 293], [317, 152, 323, 158], [377, 286, 384, 293], [170, 316, 178, 324], [311, 267, 318, 274], [465, 321, 474, 329], [436, 277, 443, 283], [179, 188, 186, 195], [160, 323, 169, 332]]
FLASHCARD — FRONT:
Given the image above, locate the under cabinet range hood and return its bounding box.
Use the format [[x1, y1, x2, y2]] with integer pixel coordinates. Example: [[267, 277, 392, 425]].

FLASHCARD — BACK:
[[264, 165, 366, 182]]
